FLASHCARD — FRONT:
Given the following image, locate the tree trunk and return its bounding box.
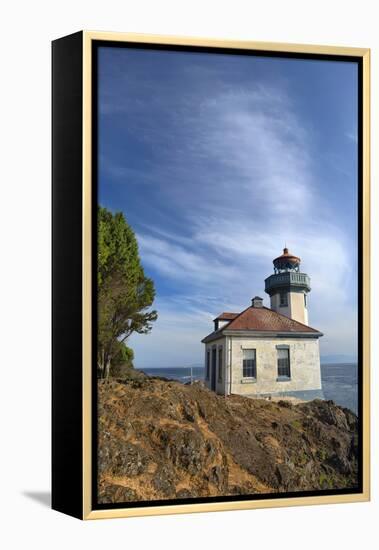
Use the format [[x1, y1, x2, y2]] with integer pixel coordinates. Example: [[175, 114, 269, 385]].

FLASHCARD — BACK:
[[97, 349, 106, 379], [98, 347, 113, 379], [104, 359, 111, 379]]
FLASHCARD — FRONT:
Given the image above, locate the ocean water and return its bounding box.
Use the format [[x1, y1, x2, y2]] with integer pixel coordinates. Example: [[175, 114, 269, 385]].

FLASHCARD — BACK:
[[139, 362, 358, 414], [321, 363, 358, 414], [140, 367, 205, 384]]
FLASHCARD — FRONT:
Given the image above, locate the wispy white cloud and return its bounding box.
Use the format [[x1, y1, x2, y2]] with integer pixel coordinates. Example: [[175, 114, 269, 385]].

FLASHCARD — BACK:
[[346, 131, 358, 144], [101, 61, 358, 365], [137, 233, 238, 286]]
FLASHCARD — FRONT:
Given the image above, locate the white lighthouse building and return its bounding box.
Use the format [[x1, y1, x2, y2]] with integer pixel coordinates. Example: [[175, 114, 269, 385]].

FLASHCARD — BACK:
[[202, 248, 324, 401]]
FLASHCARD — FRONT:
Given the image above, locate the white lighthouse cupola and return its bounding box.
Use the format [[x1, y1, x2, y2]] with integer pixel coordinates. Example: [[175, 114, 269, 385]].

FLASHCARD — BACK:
[[264, 247, 311, 325]]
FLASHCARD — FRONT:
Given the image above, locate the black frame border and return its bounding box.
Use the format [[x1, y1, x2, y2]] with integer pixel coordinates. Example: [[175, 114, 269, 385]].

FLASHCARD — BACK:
[[52, 31, 84, 519]]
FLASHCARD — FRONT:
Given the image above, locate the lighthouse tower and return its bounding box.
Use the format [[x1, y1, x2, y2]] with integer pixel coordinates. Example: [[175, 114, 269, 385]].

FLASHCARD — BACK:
[[264, 247, 311, 325]]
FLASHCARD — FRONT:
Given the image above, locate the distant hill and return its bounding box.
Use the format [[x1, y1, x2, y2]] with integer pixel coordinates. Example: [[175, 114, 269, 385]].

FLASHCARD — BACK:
[[321, 354, 357, 364], [98, 373, 359, 504]]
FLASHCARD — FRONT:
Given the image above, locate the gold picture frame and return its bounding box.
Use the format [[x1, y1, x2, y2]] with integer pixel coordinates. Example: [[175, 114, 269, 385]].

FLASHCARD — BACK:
[[52, 31, 370, 520]]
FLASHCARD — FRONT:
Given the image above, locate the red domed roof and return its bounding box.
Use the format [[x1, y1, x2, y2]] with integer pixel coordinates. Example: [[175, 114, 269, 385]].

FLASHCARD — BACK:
[[273, 247, 301, 270]]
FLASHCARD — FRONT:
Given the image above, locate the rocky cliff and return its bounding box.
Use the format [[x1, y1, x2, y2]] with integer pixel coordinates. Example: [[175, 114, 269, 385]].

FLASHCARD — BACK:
[[98, 375, 359, 504]]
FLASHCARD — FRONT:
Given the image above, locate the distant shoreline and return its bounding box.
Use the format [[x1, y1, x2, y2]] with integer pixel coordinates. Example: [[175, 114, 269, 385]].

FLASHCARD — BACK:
[[136, 362, 358, 370]]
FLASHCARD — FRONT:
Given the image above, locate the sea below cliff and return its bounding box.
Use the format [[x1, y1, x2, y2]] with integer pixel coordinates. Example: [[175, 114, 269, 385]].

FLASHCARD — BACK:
[[138, 363, 358, 414]]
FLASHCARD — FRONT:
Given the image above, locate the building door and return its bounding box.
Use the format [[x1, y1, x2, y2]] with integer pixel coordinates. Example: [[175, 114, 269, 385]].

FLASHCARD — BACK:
[[211, 347, 217, 391]]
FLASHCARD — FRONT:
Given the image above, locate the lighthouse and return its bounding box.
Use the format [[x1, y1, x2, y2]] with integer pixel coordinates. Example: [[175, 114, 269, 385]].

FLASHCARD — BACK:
[[202, 246, 323, 400], [264, 247, 311, 325]]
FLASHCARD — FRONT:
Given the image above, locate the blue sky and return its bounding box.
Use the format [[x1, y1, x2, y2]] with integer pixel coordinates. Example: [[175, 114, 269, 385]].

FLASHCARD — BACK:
[[98, 46, 358, 367]]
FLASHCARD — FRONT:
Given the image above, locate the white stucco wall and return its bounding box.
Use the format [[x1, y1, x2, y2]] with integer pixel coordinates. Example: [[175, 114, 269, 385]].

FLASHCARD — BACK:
[[204, 337, 227, 395], [270, 292, 291, 318], [228, 336, 321, 396], [270, 291, 308, 325], [290, 292, 309, 325]]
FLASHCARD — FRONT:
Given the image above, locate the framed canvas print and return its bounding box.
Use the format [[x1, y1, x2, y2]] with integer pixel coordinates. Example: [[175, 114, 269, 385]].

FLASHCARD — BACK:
[[52, 31, 370, 520]]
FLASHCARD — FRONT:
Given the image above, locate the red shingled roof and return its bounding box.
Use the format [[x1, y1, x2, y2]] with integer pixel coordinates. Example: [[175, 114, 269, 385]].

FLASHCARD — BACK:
[[203, 306, 321, 342], [214, 312, 239, 321], [225, 306, 320, 333]]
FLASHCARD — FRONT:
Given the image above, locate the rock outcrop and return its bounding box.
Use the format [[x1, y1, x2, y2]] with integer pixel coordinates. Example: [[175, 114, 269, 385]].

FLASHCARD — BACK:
[[98, 375, 359, 503]]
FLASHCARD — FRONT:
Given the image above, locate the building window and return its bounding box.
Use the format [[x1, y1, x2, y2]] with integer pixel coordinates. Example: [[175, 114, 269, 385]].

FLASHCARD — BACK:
[[218, 347, 223, 382], [243, 349, 256, 378], [206, 350, 210, 380], [304, 293, 307, 307], [277, 348, 291, 378], [280, 292, 288, 307]]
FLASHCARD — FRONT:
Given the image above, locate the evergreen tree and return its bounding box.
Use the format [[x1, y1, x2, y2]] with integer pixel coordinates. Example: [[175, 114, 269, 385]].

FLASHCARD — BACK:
[[97, 206, 157, 378]]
